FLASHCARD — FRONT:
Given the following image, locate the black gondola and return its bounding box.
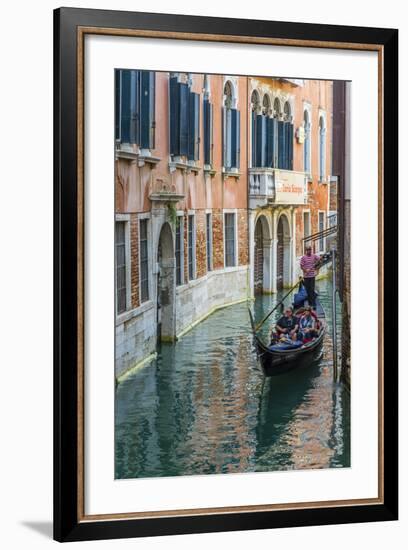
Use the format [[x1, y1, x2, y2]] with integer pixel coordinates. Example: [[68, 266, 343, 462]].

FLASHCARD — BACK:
[[249, 290, 326, 377]]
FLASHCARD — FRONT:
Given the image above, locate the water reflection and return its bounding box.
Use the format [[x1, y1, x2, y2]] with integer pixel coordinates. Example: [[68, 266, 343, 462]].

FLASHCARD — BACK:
[[115, 279, 350, 479]]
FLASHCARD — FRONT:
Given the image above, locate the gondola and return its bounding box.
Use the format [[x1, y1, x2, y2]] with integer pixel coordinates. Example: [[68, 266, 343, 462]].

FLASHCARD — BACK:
[[248, 285, 326, 377]]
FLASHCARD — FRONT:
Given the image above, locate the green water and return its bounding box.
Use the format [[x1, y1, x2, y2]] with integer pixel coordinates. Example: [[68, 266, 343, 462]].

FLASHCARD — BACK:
[[115, 278, 350, 479]]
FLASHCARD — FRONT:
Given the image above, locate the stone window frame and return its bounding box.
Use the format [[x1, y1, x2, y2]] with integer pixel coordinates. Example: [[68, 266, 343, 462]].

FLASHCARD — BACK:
[[115, 213, 132, 314], [223, 208, 238, 269], [138, 212, 152, 305]]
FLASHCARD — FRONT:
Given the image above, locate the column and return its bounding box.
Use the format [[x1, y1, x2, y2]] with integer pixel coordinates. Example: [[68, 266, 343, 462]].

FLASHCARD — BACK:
[[271, 209, 278, 293], [262, 238, 273, 293], [248, 210, 256, 299]]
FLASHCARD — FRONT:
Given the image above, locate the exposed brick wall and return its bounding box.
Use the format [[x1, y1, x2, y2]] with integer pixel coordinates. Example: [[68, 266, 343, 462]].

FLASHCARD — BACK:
[[237, 209, 249, 266], [195, 210, 207, 279], [130, 214, 139, 308], [183, 212, 188, 282], [212, 209, 224, 270]]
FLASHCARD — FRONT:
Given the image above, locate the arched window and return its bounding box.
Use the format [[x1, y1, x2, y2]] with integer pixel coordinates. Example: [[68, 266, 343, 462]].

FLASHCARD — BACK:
[[223, 81, 240, 170], [251, 90, 261, 167], [319, 115, 326, 182], [203, 75, 213, 166], [273, 97, 281, 119], [262, 94, 271, 116], [303, 109, 311, 174], [283, 101, 291, 121]]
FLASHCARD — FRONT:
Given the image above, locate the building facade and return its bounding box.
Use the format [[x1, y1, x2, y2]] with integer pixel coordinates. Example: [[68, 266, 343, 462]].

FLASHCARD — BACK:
[[115, 71, 249, 378], [248, 77, 334, 296], [115, 71, 335, 379]]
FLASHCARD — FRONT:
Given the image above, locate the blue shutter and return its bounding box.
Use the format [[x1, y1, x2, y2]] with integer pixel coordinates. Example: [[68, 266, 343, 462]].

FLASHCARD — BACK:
[[273, 118, 279, 167], [278, 120, 285, 169], [288, 123, 294, 170], [230, 109, 240, 169], [187, 92, 200, 161], [266, 117, 275, 167], [120, 70, 131, 143], [194, 93, 200, 161], [179, 83, 189, 156], [129, 70, 139, 144], [140, 71, 155, 149], [222, 107, 226, 168], [261, 115, 267, 167], [203, 99, 209, 164], [251, 111, 257, 167], [115, 70, 120, 141], [236, 110, 240, 168], [169, 77, 180, 155], [255, 114, 263, 167]]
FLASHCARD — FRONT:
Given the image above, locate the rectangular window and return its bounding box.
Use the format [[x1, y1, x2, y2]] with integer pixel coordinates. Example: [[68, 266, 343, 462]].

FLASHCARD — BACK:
[[188, 215, 195, 280], [140, 219, 149, 302], [175, 218, 183, 286], [170, 77, 199, 159], [206, 213, 212, 272], [115, 69, 155, 147], [224, 213, 236, 267], [115, 222, 127, 314], [318, 212, 325, 252], [223, 108, 240, 169]]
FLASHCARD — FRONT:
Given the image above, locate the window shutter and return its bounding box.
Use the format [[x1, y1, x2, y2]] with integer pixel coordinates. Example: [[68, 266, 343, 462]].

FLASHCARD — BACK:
[[149, 71, 155, 149], [115, 70, 120, 141], [288, 123, 294, 170], [169, 77, 180, 155], [231, 108, 240, 169], [140, 71, 155, 149], [187, 92, 200, 161], [222, 107, 226, 168], [273, 118, 279, 167], [120, 70, 131, 143], [284, 122, 290, 169], [251, 111, 257, 167], [194, 92, 200, 161], [278, 120, 285, 169], [209, 103, 213, 165], [130, 70, 140, 145], [255, 114, 263, 167], [179, 83, 189, 156], [266, 117, 275, 167], [236, 110, 240, 168], [204, 99, 209, 164]]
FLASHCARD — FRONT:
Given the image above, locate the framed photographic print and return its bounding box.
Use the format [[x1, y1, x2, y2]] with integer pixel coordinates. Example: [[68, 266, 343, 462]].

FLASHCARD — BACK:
[[54, 7, 398, 542]]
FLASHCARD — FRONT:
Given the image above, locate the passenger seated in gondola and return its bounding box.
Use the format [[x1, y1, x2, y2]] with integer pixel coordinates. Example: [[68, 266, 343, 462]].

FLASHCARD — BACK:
[[299, 306, 318, 343], [271, 306, 299, 344]]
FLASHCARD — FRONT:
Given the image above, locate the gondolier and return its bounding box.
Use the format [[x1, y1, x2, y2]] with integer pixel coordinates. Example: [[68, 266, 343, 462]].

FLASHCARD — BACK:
[[300, 245, 320, 308]]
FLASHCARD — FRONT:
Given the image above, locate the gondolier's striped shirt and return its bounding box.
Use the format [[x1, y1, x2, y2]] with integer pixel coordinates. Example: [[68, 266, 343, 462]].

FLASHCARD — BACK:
[[300, 253, 320, 278]]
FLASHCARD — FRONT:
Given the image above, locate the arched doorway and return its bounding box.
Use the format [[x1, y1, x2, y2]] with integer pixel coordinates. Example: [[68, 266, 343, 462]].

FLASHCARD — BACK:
[[276, 214, 291, 290], [254, 215, 271, 294], [157, 223, 176, 343]]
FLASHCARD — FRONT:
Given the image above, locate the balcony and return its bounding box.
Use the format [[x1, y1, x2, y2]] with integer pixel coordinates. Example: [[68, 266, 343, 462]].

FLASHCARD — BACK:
[[249, 168, 307, 209]]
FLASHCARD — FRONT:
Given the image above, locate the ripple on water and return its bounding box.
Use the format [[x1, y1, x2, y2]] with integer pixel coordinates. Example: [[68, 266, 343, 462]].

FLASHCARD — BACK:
[[115, 278, 350, 479]]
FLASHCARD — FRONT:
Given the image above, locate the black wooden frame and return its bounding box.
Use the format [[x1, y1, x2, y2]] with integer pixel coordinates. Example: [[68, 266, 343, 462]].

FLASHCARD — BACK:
[[54, 7, 398, 542]]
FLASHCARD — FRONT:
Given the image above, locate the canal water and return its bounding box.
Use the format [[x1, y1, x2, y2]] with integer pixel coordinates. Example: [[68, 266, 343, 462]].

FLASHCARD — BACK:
[[115, 277, 350, 479]]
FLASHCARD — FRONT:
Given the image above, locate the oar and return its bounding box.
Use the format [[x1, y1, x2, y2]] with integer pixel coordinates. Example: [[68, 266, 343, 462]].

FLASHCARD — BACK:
[[254, 277, 303, 332]]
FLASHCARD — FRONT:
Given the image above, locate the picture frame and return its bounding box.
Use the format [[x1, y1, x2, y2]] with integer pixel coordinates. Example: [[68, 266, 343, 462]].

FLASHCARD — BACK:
[[54, 7, 398, 542]]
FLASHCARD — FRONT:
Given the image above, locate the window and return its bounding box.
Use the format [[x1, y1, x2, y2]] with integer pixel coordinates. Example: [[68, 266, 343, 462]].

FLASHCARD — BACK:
[[188, 215, 195, 280], [169, 76, 200, 160], [223, 81, 240, 170], [206, 213, 212, 271], [115, 222, 127, 314], [115, 69, 155, 148], [203, 98, 213, 166], [303, 211, 311, 253], [319, 115, 326, 182], [318, 212, 325, 252], [224, 213, 236, 267], [140, 219, 149, 302], [175, 218, 183, 286], [304, 109, 311, 175]]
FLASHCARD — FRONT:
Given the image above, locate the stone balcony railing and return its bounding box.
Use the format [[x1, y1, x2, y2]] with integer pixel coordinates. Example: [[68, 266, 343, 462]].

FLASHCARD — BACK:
[[249, 167, 308, 209]]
